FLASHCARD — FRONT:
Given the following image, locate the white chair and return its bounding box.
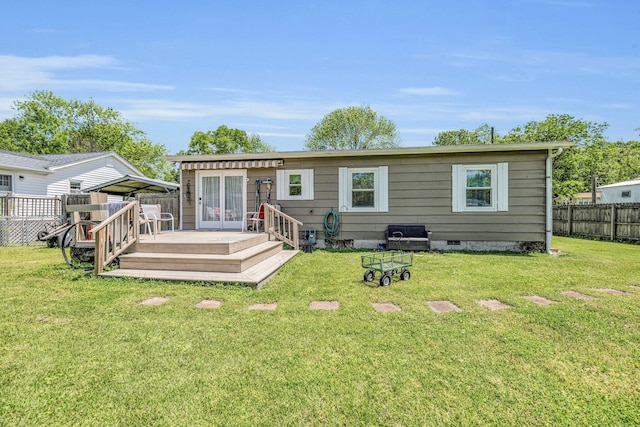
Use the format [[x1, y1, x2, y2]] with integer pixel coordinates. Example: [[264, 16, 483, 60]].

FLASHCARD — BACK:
[[141, 204, 174, 235]]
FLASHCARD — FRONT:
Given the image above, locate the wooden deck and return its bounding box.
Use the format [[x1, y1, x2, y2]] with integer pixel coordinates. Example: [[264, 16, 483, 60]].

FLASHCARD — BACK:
[[99, 231, 299, 287]]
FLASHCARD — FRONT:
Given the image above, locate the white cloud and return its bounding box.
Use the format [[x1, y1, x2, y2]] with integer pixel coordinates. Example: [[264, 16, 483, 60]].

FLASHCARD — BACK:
[[0, 54, 174, 92], [399, 87, 459, 96], [118, 98, 335, 122]]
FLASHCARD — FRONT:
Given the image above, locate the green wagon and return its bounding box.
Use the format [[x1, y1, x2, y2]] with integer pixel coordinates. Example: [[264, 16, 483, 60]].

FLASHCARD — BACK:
[[361, 251, 413, 286]]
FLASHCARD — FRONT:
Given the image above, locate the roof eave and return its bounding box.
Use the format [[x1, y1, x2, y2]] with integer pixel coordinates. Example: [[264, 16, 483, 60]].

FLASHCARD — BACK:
[[166, 141, 574, 163], [0, 164, 51, 175]]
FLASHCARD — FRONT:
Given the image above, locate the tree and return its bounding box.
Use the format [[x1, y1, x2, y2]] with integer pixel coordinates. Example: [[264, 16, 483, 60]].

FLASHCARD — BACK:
[[433, 124, 497, 145], [304, 106, 400, 150], [0, 91, 170, 179], [181, 125, 274, 155], [498, 114, 611, 200]]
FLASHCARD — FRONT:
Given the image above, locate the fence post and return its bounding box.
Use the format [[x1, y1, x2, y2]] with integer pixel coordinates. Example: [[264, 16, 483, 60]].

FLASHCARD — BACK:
[[567, 204, 573, 237], [610, 204, 616, 241]]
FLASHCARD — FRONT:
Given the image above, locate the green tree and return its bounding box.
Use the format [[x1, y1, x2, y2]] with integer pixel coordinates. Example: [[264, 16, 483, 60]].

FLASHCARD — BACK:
[[182, 125, 274, 155], [433, 124, 497, 145], [499, 114, 610, 200], [304, 105, 400, 150], [0, 91, 169, 179]]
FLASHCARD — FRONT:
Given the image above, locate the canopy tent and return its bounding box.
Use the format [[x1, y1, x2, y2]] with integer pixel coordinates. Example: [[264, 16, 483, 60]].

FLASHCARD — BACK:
[[83, 175, 179, 197]]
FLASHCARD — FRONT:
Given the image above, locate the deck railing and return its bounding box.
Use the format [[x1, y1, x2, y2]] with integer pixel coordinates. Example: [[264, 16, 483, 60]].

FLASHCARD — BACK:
[[91, 202, 140, 275], [263, 204, 302, 250]]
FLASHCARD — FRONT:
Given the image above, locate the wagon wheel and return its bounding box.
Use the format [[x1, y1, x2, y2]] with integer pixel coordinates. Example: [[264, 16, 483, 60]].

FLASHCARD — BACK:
[[400, 269, 411, 281], [61, 221, 99, 270], [380, 274, 391, 287], [363, 269, 375, 282]]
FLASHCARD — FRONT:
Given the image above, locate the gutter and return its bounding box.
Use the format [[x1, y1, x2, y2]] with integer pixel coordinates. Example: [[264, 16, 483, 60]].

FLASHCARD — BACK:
[[546, 147, 564, 254]]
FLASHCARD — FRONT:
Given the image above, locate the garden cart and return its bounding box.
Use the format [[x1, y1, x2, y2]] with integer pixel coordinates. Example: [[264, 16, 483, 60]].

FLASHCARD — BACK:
[[361, 251, 413, 286]]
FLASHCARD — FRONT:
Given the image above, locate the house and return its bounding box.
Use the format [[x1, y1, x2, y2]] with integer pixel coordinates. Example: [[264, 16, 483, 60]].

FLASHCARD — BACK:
[[166, 141, 573, 253], [0, 149, 145, 198], [598, 178, 640, 203]]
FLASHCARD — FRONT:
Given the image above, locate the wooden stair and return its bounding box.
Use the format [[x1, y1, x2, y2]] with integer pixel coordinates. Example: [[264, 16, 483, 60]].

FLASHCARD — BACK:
[[98, 231, 299, 287]]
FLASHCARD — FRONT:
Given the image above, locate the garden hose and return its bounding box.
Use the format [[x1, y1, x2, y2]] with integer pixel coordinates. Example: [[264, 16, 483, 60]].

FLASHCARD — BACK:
[[324, 209, 340, 246]]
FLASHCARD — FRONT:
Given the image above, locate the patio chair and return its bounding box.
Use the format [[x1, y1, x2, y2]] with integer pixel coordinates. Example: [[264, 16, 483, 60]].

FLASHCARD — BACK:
[[141, 204, 175, 235], [247, 203, 266, 232]]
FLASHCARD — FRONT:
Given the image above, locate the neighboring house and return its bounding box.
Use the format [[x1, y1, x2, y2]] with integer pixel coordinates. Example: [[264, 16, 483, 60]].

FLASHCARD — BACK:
[[575, 192, 600, 204], [598, 178, 640, 203], [0, 150, 144, 197], [167, 141, 572, 252]]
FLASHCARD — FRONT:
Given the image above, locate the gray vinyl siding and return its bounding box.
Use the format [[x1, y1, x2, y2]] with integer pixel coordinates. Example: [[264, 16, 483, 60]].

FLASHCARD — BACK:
[[180, 150, 548, 244]]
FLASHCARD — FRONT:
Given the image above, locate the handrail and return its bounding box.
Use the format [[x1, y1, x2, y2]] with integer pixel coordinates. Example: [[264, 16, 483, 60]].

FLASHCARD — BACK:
[[263, 204, 302, 250], [91, 201, 140, 275]]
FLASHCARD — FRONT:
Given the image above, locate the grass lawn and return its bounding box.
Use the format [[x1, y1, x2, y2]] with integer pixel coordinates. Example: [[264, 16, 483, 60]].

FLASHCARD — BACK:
[[1, 236, 639, 425]]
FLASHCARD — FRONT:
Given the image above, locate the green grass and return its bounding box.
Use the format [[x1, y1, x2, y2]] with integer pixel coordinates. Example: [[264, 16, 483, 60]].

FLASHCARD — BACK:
[[1, 237, 639, 425]]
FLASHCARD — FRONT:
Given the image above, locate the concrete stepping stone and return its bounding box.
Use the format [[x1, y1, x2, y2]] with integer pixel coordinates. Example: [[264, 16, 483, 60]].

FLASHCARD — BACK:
[[309, 301, 339, 310], [427, 300, 462, 313], [522, 295, 557, 306], [372, 302, 401, 312], [561, 291, 596, 300], [594, 288, 630, 296], [477, 299, 513, 310], [248, 303, 278, 311], [195, 299, 222, 309], [140, 297, 169, 306]]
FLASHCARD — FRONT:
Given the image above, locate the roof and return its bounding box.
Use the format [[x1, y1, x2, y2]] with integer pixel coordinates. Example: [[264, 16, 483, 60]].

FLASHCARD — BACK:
[[166, 141, 574, 163], [0, 150, 143, 176], [0, 150, 52, 174], [83, 174, 179, 196], [597, 178, 640, 189]]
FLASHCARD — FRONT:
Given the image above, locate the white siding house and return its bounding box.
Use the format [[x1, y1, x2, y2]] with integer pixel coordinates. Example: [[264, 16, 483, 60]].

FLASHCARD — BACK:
[[0, 150, 143, 197], [598, 179, 640, 203]]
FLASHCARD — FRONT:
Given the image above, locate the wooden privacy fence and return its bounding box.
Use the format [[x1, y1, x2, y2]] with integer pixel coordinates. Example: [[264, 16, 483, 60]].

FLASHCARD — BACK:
[[136, 193, 180, 231], [553, 204, 640, 241]]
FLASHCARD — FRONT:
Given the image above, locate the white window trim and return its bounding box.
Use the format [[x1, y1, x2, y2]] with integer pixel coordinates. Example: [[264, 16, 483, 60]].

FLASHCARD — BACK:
[[69, 179, 83, 194], [0, 173, 13, 193], [276, 169, 314, 200], [452, 163, 508, 212], [338, 166, 388, 213]]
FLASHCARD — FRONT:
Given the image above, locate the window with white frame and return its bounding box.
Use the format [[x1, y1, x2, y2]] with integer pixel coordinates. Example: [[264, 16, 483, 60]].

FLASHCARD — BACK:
[[0, 174, 12, 192], [452, 163, 508, 212], [276, 169, 314, 200], [338, 166, 388, 212], [69, 180, 83, 194]]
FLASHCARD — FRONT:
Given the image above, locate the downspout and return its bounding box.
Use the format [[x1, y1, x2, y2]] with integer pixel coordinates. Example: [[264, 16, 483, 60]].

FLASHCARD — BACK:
[[546, 147, 564, 253]]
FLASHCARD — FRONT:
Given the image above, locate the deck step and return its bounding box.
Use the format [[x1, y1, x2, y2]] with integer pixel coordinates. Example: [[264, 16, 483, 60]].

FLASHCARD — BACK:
[[134, 232, 267, 255], [119, 241, 283, 273], [101, 250, 299, 287]]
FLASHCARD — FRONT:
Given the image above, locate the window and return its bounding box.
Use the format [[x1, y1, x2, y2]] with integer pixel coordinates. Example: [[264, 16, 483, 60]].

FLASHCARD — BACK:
[[69, 180, 83, 194], [621, 190, 631, 198], [452, 163, 508, 212], [0, 174, 12, 192], [339, 166, 388, 212], [276, 169, 314, 200]]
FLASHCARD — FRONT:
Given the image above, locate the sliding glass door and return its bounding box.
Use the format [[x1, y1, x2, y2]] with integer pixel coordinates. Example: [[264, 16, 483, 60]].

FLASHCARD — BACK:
[[198, 171, 246, 229]]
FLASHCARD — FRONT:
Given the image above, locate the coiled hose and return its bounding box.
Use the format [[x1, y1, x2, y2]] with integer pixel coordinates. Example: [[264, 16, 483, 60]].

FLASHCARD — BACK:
[[324, 209, 340, 246]]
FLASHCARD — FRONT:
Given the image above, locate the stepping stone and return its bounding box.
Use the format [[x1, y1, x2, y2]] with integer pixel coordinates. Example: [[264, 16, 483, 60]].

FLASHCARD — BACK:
[[195, 299, 222, 309], [522, 295, 557, 306], [477, 299, 513, 310], [561, 291, 596, 300], [427, 300, 462, 313], [140, 297, 169, 306], [594, 288, 630, 296], [309, 301, 339, 311], [248, 303, 278, 311], [372, 302, 401, 312]]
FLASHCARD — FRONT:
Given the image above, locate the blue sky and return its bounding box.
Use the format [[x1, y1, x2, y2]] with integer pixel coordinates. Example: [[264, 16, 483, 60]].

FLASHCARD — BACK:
[[1, 0, 639, 154]]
